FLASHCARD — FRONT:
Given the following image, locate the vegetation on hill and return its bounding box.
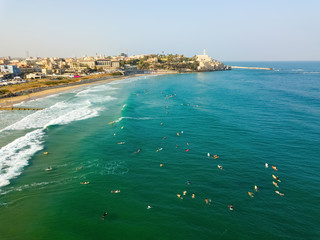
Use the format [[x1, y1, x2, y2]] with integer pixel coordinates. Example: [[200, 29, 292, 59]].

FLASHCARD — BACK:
[[120, 54, 199, 71]]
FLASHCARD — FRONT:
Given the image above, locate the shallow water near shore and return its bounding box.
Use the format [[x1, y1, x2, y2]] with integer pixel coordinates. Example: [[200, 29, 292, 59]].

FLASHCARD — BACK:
[[0, 62, 320, 239]]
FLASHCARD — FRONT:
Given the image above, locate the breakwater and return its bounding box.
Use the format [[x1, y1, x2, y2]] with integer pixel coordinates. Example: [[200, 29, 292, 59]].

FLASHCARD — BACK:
[[231, 66, 273, 70]]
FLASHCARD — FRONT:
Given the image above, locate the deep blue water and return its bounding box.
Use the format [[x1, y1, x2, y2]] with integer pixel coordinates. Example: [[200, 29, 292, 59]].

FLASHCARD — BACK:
[[0, 62, 319, 239]]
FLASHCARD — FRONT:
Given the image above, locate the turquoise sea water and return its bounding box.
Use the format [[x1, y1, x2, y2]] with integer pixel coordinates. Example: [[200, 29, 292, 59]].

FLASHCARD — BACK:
[[0, 62, 319, 240]]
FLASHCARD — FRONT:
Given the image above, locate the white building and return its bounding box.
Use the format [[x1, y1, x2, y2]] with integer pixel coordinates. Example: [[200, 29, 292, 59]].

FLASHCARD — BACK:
[[196, 49, 225, 71], [26, 72, 44, 79]]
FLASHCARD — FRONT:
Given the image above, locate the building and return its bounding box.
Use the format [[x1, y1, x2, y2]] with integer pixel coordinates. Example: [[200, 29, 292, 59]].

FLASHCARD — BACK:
[[96, 59, 112, 68], [111, 61, 120, 68], [26, 72, 44, 79], [0, 65, 21, 75], [0, 59, 10, 65], [196, 49, 226, 71], [78, 60, 96, 69], [147, 57, 158, 64], [119, 53, 128, 57], [95, 59, 120, 70], [42, 68, 52, 75]]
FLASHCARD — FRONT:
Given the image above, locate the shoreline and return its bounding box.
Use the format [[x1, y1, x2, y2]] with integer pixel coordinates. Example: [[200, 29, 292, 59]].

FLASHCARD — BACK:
[[0, 74, 148, 107]]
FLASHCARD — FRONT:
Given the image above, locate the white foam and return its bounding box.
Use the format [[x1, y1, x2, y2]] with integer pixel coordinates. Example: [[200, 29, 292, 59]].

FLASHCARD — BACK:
[[109, 75, 154, 85], [76, 85, 117, 96], [44, 106, 100, 127], [0, 84, 118, 189], [113, 116, 153, 123], [303, 71, 320, 74], [1, 95, 115, 131], [0, 129, 45, 189], [96, 160, 129, 175], [87, 96, 117, 104], [121, 104, 127, 111]]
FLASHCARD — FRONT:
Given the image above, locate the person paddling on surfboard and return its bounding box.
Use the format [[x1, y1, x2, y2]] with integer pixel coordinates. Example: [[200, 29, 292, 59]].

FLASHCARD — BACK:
[[275, 191, 284, 196], [101, 212, 107, 220]]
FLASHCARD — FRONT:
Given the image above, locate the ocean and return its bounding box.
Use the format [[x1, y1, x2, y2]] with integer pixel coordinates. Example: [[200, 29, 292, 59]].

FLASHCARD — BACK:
[[0, 62, 319, 240]]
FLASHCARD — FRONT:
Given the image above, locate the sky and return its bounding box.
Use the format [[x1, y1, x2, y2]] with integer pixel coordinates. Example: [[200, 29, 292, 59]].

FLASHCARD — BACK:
[[0, 0, 319, 61]]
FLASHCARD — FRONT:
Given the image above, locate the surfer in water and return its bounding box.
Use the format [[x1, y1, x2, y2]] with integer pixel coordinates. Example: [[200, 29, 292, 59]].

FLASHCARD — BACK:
[[218, 165, 223, 170], [134, 148, 141, 154], [76, 166, 83, 171], [275, 191, 284, 196], [272, 175, 281, 182], [265, 163, 269, 168], [228, 205, 234, 211], [101, 212, 107, 220], [111, 190, 120, 193]]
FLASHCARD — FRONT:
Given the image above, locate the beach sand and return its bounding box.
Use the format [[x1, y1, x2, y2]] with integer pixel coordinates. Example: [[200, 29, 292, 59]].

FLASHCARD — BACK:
[[0, 74, 144, 107]]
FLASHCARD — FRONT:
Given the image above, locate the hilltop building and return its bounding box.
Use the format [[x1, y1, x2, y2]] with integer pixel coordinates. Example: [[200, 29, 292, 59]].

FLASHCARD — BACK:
[[196, 49, 228, 71]]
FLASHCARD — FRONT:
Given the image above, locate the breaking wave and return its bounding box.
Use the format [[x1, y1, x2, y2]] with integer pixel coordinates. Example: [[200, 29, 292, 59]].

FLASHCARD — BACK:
[[0, 83, 118, 190], [0, 129, 45, 189], [112, 116, 153, 123]]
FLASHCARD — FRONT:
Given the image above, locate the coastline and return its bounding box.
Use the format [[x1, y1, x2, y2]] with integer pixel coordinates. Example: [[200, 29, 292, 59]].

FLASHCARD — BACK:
[[0, 74, 147, 107]]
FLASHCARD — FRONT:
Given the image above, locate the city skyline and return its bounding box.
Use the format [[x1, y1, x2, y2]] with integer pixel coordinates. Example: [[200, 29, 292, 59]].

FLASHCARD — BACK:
[[1, 0, 319, 61]]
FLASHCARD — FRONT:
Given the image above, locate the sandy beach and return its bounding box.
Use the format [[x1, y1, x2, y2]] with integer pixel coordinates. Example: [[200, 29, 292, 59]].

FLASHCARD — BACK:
[[0, 74, 145, 108]]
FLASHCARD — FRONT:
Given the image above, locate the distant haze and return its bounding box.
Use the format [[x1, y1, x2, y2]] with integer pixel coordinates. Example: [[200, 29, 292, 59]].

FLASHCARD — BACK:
[[0, 0, 319, 61]]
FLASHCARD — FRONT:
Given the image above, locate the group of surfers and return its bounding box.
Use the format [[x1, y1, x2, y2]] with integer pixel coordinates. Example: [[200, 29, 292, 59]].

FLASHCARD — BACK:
[[248, 163, 285, 198]]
